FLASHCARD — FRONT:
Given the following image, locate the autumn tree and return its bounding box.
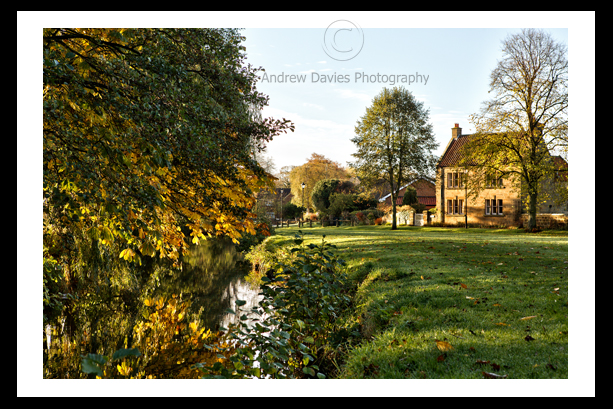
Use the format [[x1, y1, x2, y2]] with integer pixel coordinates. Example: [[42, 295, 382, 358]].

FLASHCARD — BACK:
[[289, 153, 349, 212], [459, 29, 568, 230], [43, 28, 293, 374], [350, 87, 438, 229]]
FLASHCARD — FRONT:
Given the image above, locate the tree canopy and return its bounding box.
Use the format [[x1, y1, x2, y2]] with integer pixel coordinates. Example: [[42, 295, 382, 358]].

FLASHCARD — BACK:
[[350, 86, 438, 229], [288, 153, 349, 211], [44, 28, 294, 266], [459, 28, 568, 229]]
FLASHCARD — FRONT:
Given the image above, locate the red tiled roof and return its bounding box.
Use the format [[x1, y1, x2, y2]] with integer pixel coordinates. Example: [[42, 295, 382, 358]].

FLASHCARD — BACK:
[[437, 134, 475, 167], [418, 196, 436, 206]]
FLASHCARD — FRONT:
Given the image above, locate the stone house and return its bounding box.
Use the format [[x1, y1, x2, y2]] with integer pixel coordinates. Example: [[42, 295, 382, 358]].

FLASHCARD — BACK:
[[435, 124, 567, 227]]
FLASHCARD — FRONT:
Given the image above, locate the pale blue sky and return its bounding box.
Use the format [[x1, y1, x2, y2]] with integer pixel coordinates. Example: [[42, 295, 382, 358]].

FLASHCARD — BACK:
[[242, 27, 569, 173]]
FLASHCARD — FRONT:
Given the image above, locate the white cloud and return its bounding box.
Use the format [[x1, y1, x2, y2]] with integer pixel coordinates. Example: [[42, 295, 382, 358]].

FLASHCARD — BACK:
[[260, 106, 357, 168], [334, 88, 372, 103], [303, 102, 324, 110]]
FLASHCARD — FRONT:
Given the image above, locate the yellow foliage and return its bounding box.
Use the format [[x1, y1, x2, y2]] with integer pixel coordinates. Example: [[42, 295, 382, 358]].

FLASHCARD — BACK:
[[123, 296, 234, 379]]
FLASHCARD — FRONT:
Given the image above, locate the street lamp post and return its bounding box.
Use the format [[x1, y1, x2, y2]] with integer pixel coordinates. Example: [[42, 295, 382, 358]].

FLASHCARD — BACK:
[[301, 182, 306, 222]]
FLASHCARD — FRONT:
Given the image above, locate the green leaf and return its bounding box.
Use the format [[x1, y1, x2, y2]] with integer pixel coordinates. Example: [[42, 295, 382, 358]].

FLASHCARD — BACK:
[[235, 299, 247, 306], [111, 348, 141, 360], [81, 353, 107, 377], [317, 372, 326, 379], [303, 367, 315, 376]]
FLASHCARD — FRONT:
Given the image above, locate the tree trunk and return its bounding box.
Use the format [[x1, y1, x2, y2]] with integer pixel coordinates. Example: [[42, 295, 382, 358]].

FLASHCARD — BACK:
[[528, 191, 538, 230], [391, 197, 397, 230]]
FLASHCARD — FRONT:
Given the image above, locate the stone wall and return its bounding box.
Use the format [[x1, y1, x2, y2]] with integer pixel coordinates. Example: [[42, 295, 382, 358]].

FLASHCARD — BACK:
[[520, 213, 568, 229]]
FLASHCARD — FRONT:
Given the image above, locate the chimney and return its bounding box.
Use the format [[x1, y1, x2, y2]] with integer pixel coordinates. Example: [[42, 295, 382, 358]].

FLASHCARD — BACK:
[[452, 123, 462, 140]]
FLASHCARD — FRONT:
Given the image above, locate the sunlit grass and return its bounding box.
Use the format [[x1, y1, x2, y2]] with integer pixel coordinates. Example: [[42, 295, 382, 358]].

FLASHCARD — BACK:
[[269, 224, 568, 379]]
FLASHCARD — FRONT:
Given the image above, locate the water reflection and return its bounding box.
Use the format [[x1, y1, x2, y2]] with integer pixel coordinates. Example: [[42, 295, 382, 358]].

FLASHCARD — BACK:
[[152, 237, 262, 331]]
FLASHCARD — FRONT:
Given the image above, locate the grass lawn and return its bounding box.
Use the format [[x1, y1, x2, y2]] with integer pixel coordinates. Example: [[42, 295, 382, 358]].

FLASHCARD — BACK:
[[267, 224, 569, 380]]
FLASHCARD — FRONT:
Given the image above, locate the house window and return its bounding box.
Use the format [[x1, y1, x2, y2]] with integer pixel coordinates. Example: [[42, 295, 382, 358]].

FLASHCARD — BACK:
[[485, 198, 503, 215], [447, 171, 465, 188], [447, 198, 464, 215]]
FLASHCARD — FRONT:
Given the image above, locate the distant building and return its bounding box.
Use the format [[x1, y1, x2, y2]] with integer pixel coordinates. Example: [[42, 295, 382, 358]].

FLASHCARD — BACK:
[[378, 177, 436, 210], [255, 188, 293, 220]]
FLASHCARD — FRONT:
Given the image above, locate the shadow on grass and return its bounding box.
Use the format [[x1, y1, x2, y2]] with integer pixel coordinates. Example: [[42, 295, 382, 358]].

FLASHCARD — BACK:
[[270, 225, 568, 379]]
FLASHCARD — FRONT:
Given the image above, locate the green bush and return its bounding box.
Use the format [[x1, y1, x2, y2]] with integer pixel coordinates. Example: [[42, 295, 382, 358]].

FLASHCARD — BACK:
[[197, 232, 351, 379], [282, 202, 305, 220]]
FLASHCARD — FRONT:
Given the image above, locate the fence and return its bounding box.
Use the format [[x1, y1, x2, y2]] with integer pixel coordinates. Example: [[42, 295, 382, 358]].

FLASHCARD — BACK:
[[274, 219, 355, 228]]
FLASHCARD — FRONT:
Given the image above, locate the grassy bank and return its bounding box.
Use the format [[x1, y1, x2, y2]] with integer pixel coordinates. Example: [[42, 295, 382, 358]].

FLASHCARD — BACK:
[[266, 225, 568, 379]]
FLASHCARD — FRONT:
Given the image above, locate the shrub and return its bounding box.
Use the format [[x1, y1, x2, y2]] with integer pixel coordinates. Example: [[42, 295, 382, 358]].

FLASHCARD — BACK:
[[197, 232, 351, 379], [401, 186, 418, 207], [282, 202, 305, 220], [374, 217, 383, 225]]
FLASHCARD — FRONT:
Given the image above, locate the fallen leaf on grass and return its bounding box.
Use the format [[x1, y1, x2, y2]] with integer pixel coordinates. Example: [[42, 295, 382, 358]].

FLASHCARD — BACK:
[[460, 283, 468, 289], [482, 371, 508, 379], [495, 322, 509, 326], [520, 316, 538, 320], [435, 340, 454, 352], [475, 360, 490, 365], [493, 303, 502, 307], [524, 335, 535, 341], [437, 354, 446, 362]]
